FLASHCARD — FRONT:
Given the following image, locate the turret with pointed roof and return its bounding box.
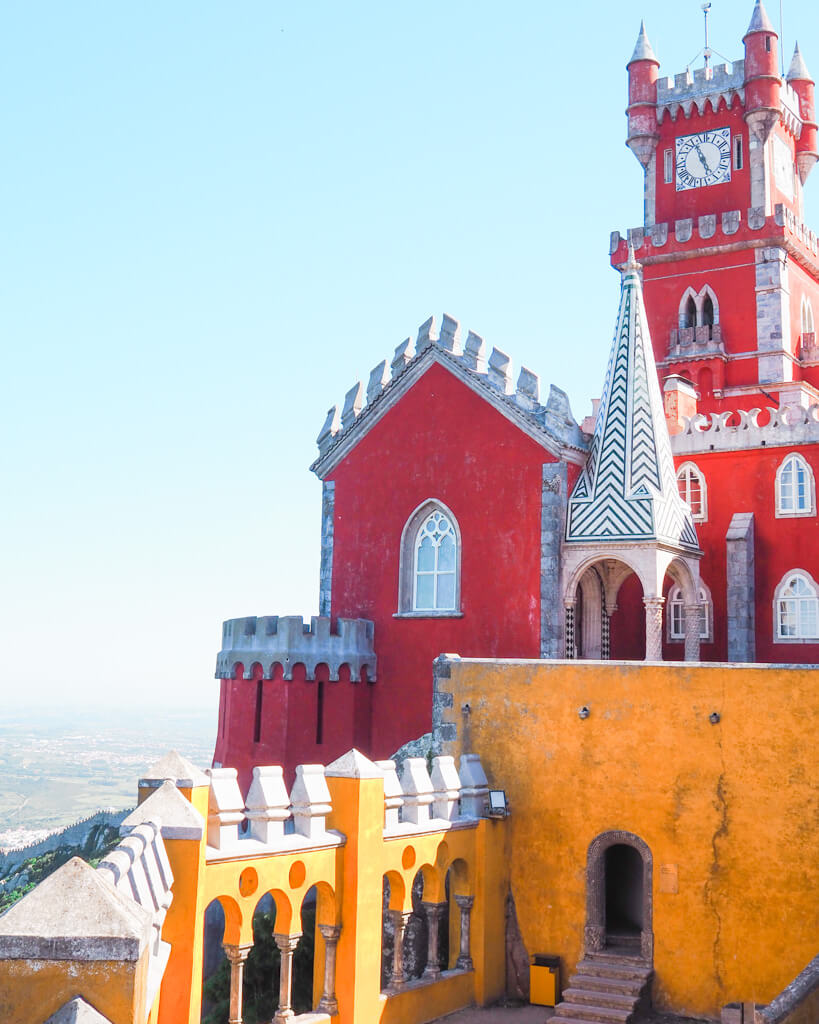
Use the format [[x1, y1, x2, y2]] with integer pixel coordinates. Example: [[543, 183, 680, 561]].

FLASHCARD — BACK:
[[567, 247, 699, 551]]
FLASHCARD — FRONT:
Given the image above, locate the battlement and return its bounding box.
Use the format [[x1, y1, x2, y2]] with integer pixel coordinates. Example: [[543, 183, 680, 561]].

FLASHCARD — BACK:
[[656, 60, 746, 120], [313, 313, 586, 466], [205, 749, 489, 860], [216, 614, 376, 681], [671, 404, 819, 455], [611, 203, 819, 262]]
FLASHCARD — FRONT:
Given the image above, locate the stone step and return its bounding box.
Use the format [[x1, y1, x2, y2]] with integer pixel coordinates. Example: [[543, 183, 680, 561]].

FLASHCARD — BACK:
[[552, 1003, 632, 1024], [568, 973, 645, 997], [562, 986, 637, 1010], [576, 958, 652, 981]]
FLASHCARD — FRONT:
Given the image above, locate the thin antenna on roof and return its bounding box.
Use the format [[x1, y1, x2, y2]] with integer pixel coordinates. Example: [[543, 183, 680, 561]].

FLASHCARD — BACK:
[[779, 0, 785, 75], [702, 3, 712, 71]]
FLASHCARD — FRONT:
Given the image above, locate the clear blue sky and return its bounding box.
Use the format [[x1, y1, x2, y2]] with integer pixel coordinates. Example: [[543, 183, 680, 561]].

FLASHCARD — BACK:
[[3, 1, 817, 714]]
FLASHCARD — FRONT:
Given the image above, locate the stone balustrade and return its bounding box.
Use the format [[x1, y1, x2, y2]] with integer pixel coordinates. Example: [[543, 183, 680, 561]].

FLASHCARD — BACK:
[[671, 404, 819, 455]]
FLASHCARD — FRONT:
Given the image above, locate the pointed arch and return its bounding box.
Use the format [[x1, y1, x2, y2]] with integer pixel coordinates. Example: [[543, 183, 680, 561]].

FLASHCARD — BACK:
[[397, 499, 463, 615], [801, 296, 815, 337], [679, 288, 698, 330]]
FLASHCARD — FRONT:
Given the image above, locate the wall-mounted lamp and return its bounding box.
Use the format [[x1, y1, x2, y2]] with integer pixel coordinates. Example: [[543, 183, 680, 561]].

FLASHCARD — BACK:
[[462, 703, 471, 715], [709, 711, 721, 724], [487, 790, 510, 818], [578, 706, 591, 719]]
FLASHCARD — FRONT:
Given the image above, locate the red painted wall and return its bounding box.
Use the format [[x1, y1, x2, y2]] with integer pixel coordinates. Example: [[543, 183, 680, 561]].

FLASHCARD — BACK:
[[329, 360, 563, 759]]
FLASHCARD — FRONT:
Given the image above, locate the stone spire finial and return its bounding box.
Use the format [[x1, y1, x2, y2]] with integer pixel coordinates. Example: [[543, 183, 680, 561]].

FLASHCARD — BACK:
[[787, 42, 812, 82], [745, 0, 775, 37], [623, 240, 641, 275], [629, 21, 658, 66]]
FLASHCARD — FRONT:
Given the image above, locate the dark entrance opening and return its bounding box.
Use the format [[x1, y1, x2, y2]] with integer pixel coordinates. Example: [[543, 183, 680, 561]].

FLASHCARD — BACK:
[[604, 844, 643, 948]]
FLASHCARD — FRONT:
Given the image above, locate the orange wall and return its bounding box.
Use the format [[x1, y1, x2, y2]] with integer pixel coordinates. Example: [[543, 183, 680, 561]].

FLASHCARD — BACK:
[[436, 658, 819, 1019]]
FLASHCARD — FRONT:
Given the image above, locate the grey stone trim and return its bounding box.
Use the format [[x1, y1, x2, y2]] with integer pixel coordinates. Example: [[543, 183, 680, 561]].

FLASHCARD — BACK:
[[656, 60, 746, 122], [319, 480, 335, 617], [541, 463, 567, 659], [672, 404, 819, 455], [759, 951, 819, 1023], [726, 513, 755, 662], [310, 320, 588, 478], [46, 998, 115, 1024], [585, 830, 654, 962], [120, 780, 205, 841], [431, 655, 459, 755], [216, 615, 376, 682], [755, 247, 791, 383]]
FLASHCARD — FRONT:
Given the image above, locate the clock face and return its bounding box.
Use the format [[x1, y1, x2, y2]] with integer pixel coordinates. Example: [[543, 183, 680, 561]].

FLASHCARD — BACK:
[[675, 128, 731, 191]]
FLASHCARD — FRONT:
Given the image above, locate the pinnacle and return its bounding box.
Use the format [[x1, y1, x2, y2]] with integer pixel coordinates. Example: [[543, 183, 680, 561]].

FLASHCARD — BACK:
[[787, 42, 813, 83], [745, 0, 776, 38], [628, 21, 658, 67]]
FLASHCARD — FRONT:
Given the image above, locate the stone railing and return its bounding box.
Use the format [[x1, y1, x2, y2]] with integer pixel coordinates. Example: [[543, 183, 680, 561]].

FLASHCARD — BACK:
[[312, 313, 586, 462], [611, 204, 819, 262], [756, 951, 819, 1023], [216, 614, 376, 681], [671, 404, 819, 455], [668, 323, 725, 357]]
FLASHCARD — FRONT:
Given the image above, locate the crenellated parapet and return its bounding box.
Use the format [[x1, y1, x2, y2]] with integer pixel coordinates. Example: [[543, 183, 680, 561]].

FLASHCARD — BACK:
[[311, 313, 587, 474], [611, 203, 819, 267], [672, 404, 819, 454], [656, 61, 747, 121], [216, 614, 376, 681]]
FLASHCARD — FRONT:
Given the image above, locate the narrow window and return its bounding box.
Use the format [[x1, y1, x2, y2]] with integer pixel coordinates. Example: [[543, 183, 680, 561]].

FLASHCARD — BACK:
[[776, 573, 819, 639], [414, 510, 457, 610], [776, 453, 815, 516], [683, 296, 697, 329], [765, 35, 772, 52], [702, 294, 714, 338], [253, 679, 263, 743], [733, 135, 743, 171], [802, 298, 815, 337], [676, 463, 707, 520], [663, 149, 673, 184], [316, 679, 325, 744]]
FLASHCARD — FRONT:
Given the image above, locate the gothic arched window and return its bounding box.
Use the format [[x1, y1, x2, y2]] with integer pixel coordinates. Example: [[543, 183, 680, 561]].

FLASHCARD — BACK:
[[801, 297, 815, 337], [397, 500, 462, 615], [683, 295, 697, 329], [775, 571, 819, 640], [676, 462, 707, 520], [775, 453, 815, 517]]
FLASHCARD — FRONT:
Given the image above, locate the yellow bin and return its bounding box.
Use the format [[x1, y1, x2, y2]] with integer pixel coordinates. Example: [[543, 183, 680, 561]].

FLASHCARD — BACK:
[[530, 954, 560, 1006]]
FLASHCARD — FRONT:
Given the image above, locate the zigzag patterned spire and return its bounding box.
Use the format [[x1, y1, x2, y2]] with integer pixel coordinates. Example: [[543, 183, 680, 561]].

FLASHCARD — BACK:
[[566, 249, 699, 549]]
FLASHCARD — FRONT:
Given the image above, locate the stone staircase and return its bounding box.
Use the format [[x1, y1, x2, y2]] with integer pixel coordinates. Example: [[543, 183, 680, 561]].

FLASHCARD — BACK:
[[552, 950, 653, 1024]]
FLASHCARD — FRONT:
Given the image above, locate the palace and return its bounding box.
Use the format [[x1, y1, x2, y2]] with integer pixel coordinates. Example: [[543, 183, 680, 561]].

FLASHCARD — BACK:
[[214, 0, 819, 789], [0, 4, 817, 1024]]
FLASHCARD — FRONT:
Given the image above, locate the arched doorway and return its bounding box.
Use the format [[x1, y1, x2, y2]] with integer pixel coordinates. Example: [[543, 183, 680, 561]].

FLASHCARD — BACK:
[[585, 831, 653, 961]]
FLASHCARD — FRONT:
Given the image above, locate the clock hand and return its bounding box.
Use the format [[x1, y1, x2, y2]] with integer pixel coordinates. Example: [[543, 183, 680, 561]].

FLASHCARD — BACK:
[[693, 142, 712, 175]]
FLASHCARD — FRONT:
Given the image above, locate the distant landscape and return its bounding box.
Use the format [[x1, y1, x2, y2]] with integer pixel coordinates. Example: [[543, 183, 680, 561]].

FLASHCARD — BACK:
[[0, 704, 215, 849]]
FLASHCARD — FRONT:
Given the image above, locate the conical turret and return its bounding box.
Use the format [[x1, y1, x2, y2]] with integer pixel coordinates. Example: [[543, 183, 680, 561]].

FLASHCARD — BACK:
[[787, 43, 819, 184], [743, 0, 781, 143], [567, 247, 699, 551], [626, 22, 660, 169]]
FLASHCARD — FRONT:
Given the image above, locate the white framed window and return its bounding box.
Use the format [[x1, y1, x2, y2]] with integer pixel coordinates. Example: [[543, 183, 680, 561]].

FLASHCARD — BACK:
[[663, 149, 673, 184], [667, 584, 712, 641], [678, 285, 719, 337], [775, 452, 816, 517], [676, 462, 707, 520], [774, 570, 819, 641], [801, 297, 815, 337], [396, 499, 463, 616]]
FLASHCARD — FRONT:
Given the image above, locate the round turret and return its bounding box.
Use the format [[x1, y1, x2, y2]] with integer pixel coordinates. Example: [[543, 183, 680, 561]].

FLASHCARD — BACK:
[[787, 43, 819, 184], [743, 0, 781, 143], [626, 22, 660, 168]]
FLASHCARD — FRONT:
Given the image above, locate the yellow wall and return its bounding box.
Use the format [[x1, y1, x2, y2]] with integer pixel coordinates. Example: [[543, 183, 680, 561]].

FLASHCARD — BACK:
[[436, 658, 819, 1019], [0, 956, 147, 1024]]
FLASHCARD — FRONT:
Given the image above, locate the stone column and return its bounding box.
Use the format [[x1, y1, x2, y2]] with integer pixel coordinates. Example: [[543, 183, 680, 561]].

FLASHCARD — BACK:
[[223, 943, 253, 1024], [684, 603, 701, 662], [273, 933, 301, 1023], [564, 602, 576, 659], [454, 895, 474, 970], [387, 910, 412, 992], [601, 607, 611, 660], [421, 902, 448, 980], [643, 597, 665, 661], [317, 924, 341, 1014]]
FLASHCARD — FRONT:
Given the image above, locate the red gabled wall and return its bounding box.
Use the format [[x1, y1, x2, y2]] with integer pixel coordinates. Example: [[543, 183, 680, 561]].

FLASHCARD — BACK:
[[329, 360, 565, 759]]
